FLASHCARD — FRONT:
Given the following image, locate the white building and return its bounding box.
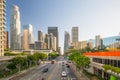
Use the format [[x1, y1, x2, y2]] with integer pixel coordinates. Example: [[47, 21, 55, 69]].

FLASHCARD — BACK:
[[28, 24, 34, 44], [10, 5, 21, 50]]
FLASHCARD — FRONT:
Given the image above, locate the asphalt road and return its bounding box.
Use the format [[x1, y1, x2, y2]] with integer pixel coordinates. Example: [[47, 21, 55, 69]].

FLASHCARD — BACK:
[[10, 56, 77, 80]]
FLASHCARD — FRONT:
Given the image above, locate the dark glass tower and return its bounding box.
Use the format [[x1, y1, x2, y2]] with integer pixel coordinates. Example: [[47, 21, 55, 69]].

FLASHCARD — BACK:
[[48, 27, 58, 51]]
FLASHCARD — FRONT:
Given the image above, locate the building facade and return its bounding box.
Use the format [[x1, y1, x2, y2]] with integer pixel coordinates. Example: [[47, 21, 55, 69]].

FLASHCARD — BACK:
[[4, 31, 9, 49], [10, 5, 21, 50], [38, 30, 43, 42], [71, 41, 87, 50], [45, 34, 50, 49], [28, 24, 34, 44], [23, 29, 29, 50], [48, 27, 58, 50], [95, 35, 103, 49], [84, 51, 120, 80], [72, 27, 79, 42], [0, 0, 6, 56], [22, 24, 34, 50], [64, 31, 70, 52]]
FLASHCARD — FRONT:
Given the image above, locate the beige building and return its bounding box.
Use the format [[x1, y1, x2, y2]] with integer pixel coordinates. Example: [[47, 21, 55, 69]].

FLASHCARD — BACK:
[[72, 27, 79, 42], [87, 42, 93, 49], [0, 0, 6, 56], [109, 42, 120, 49], [71, 41, 87, 50], [23, 29, 29, 50], [4, 31, 9, 49]]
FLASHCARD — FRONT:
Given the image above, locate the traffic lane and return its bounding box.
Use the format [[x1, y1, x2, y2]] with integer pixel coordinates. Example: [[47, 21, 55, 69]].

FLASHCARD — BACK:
[[39, 63, 57, 80], [43, 62, 62, 80], [61, 63, 77, 80], [27, 63, 55, 80], [9, 64, 47, 80], [66, 65, 77, 80], [18, 63, 50, 80]]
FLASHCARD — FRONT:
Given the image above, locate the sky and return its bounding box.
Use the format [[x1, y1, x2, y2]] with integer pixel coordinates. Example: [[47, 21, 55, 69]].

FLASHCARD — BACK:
[[6, 0, 120, 52]]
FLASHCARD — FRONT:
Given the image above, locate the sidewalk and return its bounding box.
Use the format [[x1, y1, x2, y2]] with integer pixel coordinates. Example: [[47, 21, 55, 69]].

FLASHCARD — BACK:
[[1, 63, 46, 80], [69, 63, 89, 80]]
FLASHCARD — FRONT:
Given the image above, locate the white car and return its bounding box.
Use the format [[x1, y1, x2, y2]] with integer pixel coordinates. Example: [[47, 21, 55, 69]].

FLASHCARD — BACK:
[[61, 71, 67, 77]]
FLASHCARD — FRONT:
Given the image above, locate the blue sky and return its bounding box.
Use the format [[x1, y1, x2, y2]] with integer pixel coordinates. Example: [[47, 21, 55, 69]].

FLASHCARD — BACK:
[[6, 0, 120, 51]]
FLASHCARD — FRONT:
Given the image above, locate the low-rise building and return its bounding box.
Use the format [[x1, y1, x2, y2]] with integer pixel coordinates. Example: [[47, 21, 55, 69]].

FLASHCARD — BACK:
[[84, 51, 120, 80], [71, 41, 87, 50]]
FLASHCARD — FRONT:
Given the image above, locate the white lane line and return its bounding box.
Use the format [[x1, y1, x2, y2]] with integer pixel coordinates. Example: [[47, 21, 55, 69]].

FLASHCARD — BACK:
[[64, 64, 70, 80]]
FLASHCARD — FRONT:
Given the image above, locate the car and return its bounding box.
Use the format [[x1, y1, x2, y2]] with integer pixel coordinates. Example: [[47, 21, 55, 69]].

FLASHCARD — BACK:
[[61, 71, 67, 77], [66, 65, 70, 68], [71, 78, 77, 80], [42, 68, 48, 73], [67, 60, 71, 63]]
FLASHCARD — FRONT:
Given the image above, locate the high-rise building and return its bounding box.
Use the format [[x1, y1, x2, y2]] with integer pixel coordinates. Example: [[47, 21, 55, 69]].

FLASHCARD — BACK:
[[48, 33, 54, 50], [21, 36, 23, 49], [38, 30, 43, 42], [22, 24, 34, 50], [23, 29, 29, 50], [28, 24, 34, 44], [10, 5, 21, 50], [0, 0, 6, 56], [4, 31, 9, 49], [72, 27, 79, 42], [45, 34, 49, 49], [48, 27, 58, 50], [53, 36, 56, 51], [95, 35, 102, 49], [64, 31, 70, 52]]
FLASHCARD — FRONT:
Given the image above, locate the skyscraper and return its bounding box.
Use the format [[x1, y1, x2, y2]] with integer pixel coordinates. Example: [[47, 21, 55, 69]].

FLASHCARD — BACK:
[[10, 5, 21, 50], [48, 27, 58, 50], [48, 33, 54, 50], [23, 29, 29, 50], [0, 0, 6, 56], [53, 36, 56, 51], [38, 30, 43, 42], [64, 31, 70, 52], [28, 24, 34, 44], [22, 24, 34, 50], [4, 31, 9, 49], [45, 34, 50, 49], [72, 27, 79, 42], [95, 35, 102, 49]]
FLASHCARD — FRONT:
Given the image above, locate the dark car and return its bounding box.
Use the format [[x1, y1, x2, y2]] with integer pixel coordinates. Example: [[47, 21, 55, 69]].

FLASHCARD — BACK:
[[66, 64, 70, 68], [42, 68, 48, 73]]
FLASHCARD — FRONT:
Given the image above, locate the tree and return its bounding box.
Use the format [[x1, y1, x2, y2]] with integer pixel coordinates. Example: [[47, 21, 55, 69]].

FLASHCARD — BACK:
[[69, 50, 90, 72], [49, 52, 59, 60], [6, 63, 16, 73], [12, 56, 27, 72]]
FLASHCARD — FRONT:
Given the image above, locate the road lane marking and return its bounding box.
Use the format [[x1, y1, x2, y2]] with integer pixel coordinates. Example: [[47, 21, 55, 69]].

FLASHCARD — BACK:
[[47, 63, 58, 80]]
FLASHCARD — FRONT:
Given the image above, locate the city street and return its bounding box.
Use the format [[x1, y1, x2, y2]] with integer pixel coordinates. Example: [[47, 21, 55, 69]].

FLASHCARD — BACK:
[[9, 57, 77, 80]]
